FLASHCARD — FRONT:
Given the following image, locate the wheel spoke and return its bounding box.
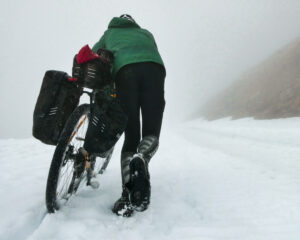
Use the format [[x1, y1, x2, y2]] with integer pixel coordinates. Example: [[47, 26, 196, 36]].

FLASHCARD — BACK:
[[56, 114, 89, 200], [46, 104, 113, 213]]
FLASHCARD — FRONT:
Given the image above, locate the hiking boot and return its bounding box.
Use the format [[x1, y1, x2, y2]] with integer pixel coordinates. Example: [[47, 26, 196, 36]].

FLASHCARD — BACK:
[[127, 153, 151, 211], [112, 188, 134, 217], [137, 135, 159, 162]]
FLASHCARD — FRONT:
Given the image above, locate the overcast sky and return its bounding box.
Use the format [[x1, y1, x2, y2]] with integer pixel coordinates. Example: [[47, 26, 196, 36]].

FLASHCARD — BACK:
[[1, 0, 300, 138]]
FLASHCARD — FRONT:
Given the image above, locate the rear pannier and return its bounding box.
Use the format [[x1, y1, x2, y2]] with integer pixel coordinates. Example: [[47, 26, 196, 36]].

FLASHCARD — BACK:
[[33, 70, 81, 145], [72, 45, 113, 90], [83, 86, 127, 156]]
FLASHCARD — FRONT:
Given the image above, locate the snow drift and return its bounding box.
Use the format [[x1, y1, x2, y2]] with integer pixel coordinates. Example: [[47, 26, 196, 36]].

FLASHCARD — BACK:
[[1, 118, 300, 240]]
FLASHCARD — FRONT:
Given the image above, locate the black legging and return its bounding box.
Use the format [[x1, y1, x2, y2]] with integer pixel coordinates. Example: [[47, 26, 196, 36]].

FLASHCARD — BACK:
[[115, 62, 165, 153]]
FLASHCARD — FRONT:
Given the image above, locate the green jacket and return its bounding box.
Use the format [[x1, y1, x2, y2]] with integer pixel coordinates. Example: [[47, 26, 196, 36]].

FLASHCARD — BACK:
[[92, 17, 165, 78]]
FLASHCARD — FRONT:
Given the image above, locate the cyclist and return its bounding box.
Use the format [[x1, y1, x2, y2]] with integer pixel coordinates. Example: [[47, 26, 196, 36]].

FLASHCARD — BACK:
[[92, 14, 166, 217]]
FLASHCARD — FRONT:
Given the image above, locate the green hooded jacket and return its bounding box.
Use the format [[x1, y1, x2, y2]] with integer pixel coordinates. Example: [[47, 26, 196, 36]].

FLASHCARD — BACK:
[[92, 17, 165, 78]]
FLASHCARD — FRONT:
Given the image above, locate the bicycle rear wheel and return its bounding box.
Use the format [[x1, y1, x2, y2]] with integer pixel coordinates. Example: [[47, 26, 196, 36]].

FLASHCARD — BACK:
[[46, 104, 90, 213]]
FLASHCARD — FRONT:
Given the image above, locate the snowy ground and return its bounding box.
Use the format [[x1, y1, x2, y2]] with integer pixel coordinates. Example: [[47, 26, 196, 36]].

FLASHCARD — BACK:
[[1, 118, 300, 240]]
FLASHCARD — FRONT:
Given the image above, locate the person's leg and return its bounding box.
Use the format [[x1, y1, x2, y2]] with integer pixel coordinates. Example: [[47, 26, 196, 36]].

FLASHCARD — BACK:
[[113, 63, 166, 215], [115, 62, 165, 158], [113, 65, 141, 216], [127, 62, 165, 211], [115, 65, 141, 154], [140, 62, 165, 143]]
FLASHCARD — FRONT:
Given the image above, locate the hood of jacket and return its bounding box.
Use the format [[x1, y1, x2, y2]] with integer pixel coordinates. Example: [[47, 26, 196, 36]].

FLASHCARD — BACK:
[[108, 17, 140, 29]]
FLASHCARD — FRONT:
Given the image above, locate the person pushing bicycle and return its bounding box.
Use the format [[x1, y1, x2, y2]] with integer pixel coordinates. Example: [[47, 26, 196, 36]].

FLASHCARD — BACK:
[[92, 14, 166, 217]]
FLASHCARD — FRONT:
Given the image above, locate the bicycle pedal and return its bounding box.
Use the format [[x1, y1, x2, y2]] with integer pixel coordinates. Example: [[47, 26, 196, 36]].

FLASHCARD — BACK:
[[88, 180, 100, 189]]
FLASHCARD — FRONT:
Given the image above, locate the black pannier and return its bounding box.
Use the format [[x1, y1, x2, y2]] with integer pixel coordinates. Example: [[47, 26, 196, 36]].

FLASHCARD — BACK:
[[72, 48, 113, 90], [72, 57, 112, 89], [84, 86, 127, 156], [33, 70, 81, 145]]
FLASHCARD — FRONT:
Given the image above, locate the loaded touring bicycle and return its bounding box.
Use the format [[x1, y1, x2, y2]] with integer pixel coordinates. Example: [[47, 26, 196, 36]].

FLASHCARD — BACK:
[[33, 46, 127, 213]]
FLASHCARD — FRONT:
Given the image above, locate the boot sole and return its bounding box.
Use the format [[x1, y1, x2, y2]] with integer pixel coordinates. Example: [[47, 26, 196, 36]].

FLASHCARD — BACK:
[[129, 156, 150, 211]]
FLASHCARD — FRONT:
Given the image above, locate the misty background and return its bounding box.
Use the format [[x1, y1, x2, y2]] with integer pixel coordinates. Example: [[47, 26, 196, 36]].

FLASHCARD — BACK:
[[1, 0, 300, 138]]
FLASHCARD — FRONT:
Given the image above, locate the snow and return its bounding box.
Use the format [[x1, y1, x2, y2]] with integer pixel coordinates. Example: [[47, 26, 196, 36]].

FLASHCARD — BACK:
[[1, 118, 300, 240]]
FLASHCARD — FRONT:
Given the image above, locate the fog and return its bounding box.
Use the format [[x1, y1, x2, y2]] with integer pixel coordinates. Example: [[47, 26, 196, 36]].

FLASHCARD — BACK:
[[1, 0, 300, 138]]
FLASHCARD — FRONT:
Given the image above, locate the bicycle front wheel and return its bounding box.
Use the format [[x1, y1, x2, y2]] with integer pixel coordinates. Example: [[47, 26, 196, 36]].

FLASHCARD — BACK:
[[46, 104, 90, 213]]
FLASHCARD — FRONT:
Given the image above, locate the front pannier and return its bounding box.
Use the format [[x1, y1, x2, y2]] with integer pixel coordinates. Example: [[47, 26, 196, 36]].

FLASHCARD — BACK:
[[84, 86, 127, 156], [33, 70, 81, 145]]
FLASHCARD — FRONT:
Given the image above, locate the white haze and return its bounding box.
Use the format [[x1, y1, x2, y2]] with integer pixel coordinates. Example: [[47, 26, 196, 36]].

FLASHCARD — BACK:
[[1, 0, 300, 138]]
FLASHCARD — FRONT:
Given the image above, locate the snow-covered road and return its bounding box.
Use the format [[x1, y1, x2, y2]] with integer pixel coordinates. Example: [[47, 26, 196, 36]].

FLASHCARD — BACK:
[[1, 118, 300, 240]]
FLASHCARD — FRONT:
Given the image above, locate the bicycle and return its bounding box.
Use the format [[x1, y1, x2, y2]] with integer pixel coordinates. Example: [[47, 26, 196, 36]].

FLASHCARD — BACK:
[[45, 88, 113, 213]]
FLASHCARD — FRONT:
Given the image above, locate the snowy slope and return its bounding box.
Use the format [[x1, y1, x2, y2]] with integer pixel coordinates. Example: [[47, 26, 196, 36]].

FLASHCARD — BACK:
[[1, 118, 300, 240]]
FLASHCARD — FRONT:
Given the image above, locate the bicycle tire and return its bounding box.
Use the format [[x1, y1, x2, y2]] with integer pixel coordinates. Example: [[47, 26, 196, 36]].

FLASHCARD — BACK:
[[46, 104, 90, 213]]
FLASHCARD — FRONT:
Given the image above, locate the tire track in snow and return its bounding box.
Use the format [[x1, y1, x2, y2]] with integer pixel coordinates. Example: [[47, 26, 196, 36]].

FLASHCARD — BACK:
[[0, 139, 53, 240], [0, 205, 47, 240]]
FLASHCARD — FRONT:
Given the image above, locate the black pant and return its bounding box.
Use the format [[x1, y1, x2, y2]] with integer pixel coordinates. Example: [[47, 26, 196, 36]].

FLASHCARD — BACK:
[[115, 62, 165, 153]]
